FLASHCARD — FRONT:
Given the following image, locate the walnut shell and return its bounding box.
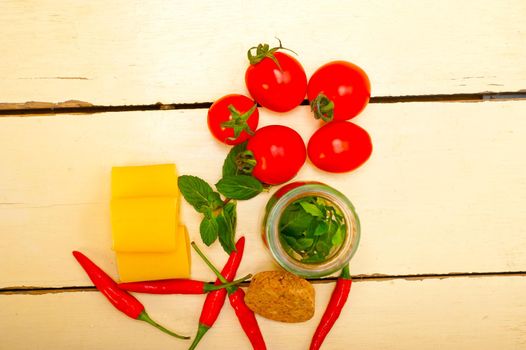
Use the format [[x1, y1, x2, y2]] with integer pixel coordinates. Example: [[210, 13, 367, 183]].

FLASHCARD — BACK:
[[244, 270, 315, 323]]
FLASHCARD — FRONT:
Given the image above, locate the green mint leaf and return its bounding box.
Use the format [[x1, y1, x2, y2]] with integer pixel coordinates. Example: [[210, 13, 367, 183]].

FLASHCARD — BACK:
[[296, 237, 314, 250], [281, 235, 301, 256], [306, 219, 319, 238], [178, 175, 216, 213], [202, 207, 213, 219], [216, 175, 263, 200], [222, 142, 247, 177], [316, 241, 331, 257], [280, 226, 305, 239], [279, 204, 313, 234], [281, 235, 306, 253], [299, 202, 324, 217], [217, 202, 237, 254], [314, 221, 329, 236], [200, 216, 218, 246], [332, 224, 346, 246], [282, 234, 298, 248], [207, 192, 224, 210], [223, 201, 237, 225], [302, 253, 326, 264]]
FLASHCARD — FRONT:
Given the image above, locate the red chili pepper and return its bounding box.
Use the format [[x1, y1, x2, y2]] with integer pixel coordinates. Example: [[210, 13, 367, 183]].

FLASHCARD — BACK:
[[188, 236, 246, 350], [309, 264, 352, 350], [72, 251, 189, 340], [228, 287, 267, 350], [118, 274, 252, 294], [192, 240, 267, 350]]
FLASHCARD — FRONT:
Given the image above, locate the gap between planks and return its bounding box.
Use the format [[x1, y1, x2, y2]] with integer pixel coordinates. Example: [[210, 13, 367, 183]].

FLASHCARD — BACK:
[[2, 271, 524, 295], [1, 91, 525, 116]]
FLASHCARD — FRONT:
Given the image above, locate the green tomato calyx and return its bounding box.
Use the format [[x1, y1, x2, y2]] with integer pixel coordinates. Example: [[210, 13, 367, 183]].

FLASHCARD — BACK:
[[220, 103, 257, 141], [311, 93, 335, 122], [247, 38, 297, 70]]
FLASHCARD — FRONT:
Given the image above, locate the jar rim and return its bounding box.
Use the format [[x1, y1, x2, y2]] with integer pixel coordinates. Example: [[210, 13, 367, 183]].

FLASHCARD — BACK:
[[264, 183, 361, 277]]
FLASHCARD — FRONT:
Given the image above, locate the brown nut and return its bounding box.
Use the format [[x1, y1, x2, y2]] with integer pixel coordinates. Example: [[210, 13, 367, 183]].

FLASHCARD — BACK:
[[244, 270, 315, 323]]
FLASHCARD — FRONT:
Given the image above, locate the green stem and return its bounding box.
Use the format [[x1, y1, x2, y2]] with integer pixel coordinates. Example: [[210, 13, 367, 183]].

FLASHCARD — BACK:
[[340, 264, 351, 280], [246, 38, 297, 70], [240, 104, 258, 123], [236, 150, 256, 175], [137, 311, 190, 340], [204, 273, 252, 292], [320, 100, 334, 114], [310, 93, 334, 122], [191, 242, 228, 284], [188, 323, 209, 350], [221, 103, 257, 140]]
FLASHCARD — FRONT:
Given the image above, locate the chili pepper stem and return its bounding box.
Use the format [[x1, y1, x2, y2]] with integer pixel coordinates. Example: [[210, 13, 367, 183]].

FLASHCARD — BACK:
[[204, 273, 252, 292], [191, 242, 229, 284], [137, 311, 190, 340], [341, 264, 351, 279], [188, 323, 210, 350]]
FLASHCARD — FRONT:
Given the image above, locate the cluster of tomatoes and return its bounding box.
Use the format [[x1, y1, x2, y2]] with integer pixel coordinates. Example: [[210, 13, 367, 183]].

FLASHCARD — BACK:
[[207, 41, 372, 185]]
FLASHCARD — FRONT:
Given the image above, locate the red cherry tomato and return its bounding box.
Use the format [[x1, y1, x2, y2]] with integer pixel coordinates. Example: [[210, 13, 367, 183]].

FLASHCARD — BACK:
[[307, 61, 370, 122], [307, 121, 372, 173], [207, 94, 259, 145], [245, 43, 307, 113], [247, 125, 306, 185]]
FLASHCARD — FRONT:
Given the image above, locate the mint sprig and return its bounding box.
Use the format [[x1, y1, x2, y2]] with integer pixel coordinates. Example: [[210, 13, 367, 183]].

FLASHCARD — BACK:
[[178, 143, 264, 254]]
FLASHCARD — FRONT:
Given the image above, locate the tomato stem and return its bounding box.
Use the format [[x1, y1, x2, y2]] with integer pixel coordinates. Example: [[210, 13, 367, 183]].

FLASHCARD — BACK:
[[220, 103, 258, 141], [320, 101, 334, 114], [247, 38, 297, 70], [310, 93, 334, 122], [235, 150, 257, 175], [262, 184, 272, 192]]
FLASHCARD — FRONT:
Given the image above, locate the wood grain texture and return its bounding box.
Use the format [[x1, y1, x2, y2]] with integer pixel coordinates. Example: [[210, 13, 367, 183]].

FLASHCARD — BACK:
[[1, 0, 525, 106], [2, 276, 525, 349], [1, 102, 525, 288]]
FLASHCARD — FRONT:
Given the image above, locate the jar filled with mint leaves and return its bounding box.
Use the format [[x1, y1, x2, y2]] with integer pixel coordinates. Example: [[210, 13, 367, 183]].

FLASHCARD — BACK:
[[263, 182, 360, 278]]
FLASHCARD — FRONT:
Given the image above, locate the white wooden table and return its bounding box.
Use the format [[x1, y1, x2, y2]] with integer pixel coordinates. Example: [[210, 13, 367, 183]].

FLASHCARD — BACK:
[[1, 1, 525, 349]]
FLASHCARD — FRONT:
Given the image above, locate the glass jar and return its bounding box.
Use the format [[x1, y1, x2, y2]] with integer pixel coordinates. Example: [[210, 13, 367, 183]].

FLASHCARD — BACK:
[[263, 181, 360, 278]]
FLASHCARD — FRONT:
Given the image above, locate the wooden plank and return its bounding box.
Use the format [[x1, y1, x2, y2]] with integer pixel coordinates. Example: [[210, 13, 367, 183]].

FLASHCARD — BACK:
[[1, 0, 525, 106], [1, 276, 525, 349], [1, 101, 525, 287]]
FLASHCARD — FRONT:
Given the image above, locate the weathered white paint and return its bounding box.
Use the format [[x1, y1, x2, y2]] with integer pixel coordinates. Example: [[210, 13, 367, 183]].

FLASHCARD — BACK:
[[1, 2, 525, 348], [1, 102, 525, 288], [1, 0, 525, 106], [2, 276, 525, 349]]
